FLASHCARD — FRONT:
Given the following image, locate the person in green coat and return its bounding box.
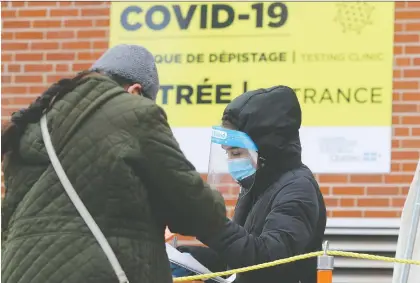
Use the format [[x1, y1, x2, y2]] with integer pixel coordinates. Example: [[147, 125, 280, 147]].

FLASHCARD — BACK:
[[1, 44, 227, 283]]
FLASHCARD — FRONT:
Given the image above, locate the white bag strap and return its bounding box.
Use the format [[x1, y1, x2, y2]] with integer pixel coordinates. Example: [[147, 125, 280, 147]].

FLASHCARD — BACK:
[[40, 115, 129, 283]]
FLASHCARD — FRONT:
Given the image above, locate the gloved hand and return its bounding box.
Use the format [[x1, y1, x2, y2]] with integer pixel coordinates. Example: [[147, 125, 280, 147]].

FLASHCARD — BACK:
[[170, 262, 195, 277]]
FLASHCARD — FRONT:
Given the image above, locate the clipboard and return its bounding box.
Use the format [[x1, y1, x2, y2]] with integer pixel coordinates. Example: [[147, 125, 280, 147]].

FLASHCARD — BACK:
[[166, 243, 236, 283]]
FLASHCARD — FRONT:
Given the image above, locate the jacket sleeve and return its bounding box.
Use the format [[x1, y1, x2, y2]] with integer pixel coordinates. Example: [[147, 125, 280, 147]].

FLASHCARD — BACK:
[[128, 104, 227, 238], [198, 177, 319, 268]]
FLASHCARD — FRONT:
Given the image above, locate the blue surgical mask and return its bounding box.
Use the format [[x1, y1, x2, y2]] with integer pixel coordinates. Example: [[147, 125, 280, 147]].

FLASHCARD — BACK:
[[228, 158, 256, 181]]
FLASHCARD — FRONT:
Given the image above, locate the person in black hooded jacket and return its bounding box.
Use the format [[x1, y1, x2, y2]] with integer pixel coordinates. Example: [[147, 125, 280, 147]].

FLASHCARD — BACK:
[[177, 85, 327, 283]]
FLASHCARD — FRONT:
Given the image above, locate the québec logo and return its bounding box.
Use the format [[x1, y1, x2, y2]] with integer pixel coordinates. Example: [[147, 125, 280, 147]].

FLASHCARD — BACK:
[[212, 129, 227, 139]]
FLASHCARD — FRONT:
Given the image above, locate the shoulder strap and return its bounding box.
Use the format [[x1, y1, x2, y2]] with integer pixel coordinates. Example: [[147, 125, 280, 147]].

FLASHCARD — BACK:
[[40, 115, 129, 283]]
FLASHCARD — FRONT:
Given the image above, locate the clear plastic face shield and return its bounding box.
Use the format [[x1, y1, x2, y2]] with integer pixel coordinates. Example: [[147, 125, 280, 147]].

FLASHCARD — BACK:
[[208, 126, 258, 190]]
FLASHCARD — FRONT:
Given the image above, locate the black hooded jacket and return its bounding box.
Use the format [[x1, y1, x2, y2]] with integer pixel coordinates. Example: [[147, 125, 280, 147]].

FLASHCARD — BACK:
[[179, 86, 327, 283]]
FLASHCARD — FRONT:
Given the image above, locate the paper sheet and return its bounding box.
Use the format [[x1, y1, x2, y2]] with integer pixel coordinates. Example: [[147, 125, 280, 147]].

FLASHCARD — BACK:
[[166, 243, 236, 283]]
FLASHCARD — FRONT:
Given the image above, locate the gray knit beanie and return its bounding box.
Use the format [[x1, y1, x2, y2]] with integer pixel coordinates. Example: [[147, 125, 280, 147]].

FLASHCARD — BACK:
[[90, 44, 159, 100]]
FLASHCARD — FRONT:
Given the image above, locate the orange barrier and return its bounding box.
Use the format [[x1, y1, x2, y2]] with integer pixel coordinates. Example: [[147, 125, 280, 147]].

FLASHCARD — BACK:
[[317, 270, 333, 283], [317, 241, 334, 283]]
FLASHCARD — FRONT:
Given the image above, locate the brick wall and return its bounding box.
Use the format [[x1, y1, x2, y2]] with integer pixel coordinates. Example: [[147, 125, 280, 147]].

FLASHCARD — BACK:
[[1, 1, 420, 230]]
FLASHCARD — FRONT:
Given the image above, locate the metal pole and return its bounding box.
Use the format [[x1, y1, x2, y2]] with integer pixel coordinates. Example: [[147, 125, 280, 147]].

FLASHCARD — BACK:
[[317, 241, 334, 283]]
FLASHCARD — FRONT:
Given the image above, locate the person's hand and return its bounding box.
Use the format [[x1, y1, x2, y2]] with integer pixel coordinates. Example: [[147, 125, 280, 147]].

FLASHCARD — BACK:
[[170, 262, 194, 277]]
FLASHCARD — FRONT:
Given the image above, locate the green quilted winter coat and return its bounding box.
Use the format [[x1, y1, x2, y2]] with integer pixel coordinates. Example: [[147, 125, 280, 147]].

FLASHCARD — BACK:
[[1, 75, 227, 283]]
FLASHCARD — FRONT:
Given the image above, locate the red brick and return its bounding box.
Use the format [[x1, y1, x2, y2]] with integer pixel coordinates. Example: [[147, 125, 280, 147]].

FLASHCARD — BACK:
[[46, 53, 76, 61], [59, 2, 73, 6], [393, 81, 419, 90], [7, 64, 22, 73], [46, 31, 75, 40], [224, 198, 237, 207], [95, 19, 110, 27], [93, 41, 108, 49], [402, 116, 420, 124], [1, 54, 13, 62], [396, 57, 411, 66], [64, 20, 93, 27], [319, 174, 348, 183], [72, 63, 92, 72], [391, 162, 400, 172], [394, 69, 402, 78], [14, 75, 44, 84], [15, 32, 44, 40], [332, 210, 363, 217], [62, 41, 91, 50], [2, 75, 12, 84], [357, 198, 389, 207], [394, 127, 410, 136], [384, 174, 414, 184], [33, 20, 62, 28], [1, 86, 27, 95], [364, 211, 399, 218], [216, 186, 231, 195], [81, 8, 109, 17], [18, 10, 47, 17], [77, 52, 103, 61], [1, 10, 15, 18], [324, 197, 339, 207], [414, 58, 420, 66], [396, 11, 420, 20], [394, 46, 403, 55], [56, 64, 70, 72], [24, 64, 54, 72], [2, 20, 31, 29], [393, 103, 417, 113], [332, 186, 364, 195], [3, 97, 35, 106], [15, 53, 44, 61], [28, 86, 48, 94], [1, 42, 29, 51], [406, 23, 420, 32], [340, 198, 355, 207], [395, 34, 420, 43], [394, 23, 404, 32], [407, 1, 420, 8], [77, 29, 107, 38], [405, 46, 420, 54], [404, 69, 420, 78], [391, 150, 419, 160], [401, 139, 420, 148], [1, 32, 14, 40], [350, 175, 383, 183], [402, 92, 420, 101], [366, 186, 399, 195], [319, 186, 330, 195], [31, 42, 59, 50], [392, 197, 407, 207], [395, 2, 406, 8], [392, 139, 400, 148], [74, 1, 106, 6], [50, 9, 79, 17], [412, 127, 420, 136], [27, 1, 58, 7]]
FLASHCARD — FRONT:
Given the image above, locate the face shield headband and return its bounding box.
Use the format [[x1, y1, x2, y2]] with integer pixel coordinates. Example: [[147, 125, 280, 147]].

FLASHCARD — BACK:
[[209, 126, 259, 185]]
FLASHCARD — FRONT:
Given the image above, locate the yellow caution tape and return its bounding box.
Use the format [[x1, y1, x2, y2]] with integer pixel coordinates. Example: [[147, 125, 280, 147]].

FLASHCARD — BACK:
[[173, 250, 420, 282]]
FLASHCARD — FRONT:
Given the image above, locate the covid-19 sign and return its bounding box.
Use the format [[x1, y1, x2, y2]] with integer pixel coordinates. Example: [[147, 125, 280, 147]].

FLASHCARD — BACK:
[[110, 2, 395, 174]]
